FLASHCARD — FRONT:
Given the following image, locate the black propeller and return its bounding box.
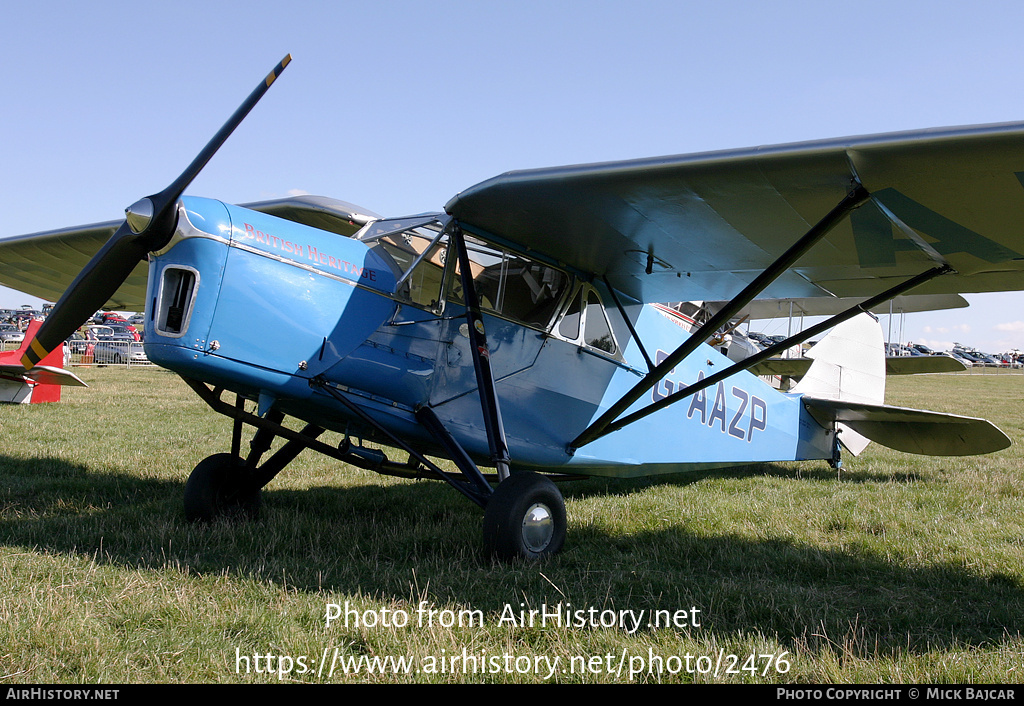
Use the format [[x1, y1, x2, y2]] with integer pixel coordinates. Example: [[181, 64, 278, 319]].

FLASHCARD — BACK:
[[22, 54, 292, 369]]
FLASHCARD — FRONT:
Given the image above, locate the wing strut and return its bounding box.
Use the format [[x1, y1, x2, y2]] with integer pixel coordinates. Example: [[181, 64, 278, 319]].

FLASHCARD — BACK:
[[594, 264, 953, 439], [570, 183, 871, 450], [452, 224, 513, 481], [603, 276, 655, 372]]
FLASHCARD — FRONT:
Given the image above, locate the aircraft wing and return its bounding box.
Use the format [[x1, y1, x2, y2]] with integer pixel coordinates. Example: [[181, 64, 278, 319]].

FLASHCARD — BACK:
[[238, 195, 380, 236], [0, 196, 379, 307], [0, 220, 136, 307], [706, 293, 969, 321], [446, 122, 1024, 305]]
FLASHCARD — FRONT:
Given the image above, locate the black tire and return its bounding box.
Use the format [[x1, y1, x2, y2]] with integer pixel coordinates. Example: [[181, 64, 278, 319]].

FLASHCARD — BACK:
[[184, 453, 261, 522], [483, 471, 566, 561]]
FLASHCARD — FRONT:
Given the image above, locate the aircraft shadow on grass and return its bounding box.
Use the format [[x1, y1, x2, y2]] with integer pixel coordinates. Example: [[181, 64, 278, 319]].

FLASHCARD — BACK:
[[0, 453, 1018, 656]]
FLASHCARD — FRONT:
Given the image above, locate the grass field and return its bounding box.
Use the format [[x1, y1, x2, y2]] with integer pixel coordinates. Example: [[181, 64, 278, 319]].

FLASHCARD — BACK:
[[1, 368, 1022, 683]]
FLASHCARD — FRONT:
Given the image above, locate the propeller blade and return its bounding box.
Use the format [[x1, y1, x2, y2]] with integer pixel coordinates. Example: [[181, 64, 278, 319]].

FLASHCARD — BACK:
[[22, 221, 143, 368], [145, 53, 292, 243], [21, 55, 292, 369]]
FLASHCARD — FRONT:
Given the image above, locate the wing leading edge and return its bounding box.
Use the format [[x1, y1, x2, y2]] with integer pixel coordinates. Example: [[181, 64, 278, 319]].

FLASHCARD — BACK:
[[446, 121, 1024, 305]]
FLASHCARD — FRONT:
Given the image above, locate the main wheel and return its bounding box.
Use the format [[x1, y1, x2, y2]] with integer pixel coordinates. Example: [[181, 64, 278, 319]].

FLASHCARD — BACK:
[[184, 453, 261, 522], [483, 471, 566, 561]]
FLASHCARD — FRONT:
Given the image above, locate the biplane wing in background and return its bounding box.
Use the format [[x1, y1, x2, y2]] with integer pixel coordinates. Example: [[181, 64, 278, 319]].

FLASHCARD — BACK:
[[707, 292, 970, 320], [658, 294, 970, 376], [0, 57, 1020, 559], [701, 294, 971, 379], [0, 195, 379, 310]]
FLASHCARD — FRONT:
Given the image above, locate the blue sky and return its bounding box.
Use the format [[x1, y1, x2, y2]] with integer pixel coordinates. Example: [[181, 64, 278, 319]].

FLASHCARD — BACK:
[[3, 1, 1024, 353]]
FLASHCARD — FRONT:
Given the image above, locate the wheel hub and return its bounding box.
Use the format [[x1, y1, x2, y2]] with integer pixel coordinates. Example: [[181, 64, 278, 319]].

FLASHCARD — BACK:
[[521, 502, 554, 552]]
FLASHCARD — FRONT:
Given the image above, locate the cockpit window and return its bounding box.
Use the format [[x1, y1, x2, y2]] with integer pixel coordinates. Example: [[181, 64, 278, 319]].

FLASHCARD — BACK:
[[446, 236, 570, 330], [357, 218, 570, 327], [555, 284, 621, 358], [558, 288, 582, 340], [359, 217, 449, 311], [584, 290, 617, 354]]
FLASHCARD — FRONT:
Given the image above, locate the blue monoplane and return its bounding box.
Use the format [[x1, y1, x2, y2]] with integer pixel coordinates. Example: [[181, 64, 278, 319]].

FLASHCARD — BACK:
[[1, 57, 1018, 559]]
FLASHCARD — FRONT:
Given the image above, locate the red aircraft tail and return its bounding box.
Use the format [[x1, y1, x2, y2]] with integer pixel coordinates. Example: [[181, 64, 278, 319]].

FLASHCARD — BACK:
[[0, 319, 70, 403]]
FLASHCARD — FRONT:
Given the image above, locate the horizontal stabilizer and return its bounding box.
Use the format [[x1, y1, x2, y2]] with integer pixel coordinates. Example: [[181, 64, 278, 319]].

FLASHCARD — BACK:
[[884, 355, 966, 375], [0, 364, 88, 387], [801, 397, 1010, 456], [753, 354, 966, 378], [750, 357, 812, 378]]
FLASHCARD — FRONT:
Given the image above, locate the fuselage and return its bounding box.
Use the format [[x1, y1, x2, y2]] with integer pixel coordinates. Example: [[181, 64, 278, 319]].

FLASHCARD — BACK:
[[143, 197, 835, 477]]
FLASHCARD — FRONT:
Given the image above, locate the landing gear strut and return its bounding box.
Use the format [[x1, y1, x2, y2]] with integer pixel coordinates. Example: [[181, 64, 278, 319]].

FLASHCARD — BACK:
[[449, 226, 569, 559], [182, 377, 571, 559]]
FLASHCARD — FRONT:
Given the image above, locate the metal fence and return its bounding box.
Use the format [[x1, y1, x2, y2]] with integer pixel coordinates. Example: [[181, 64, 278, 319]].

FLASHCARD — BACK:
[[1, 339, 154, 367]]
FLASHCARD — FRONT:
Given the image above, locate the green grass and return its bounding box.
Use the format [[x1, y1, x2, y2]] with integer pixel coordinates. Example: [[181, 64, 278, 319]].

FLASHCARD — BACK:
[[1, 368, 1023, 683]]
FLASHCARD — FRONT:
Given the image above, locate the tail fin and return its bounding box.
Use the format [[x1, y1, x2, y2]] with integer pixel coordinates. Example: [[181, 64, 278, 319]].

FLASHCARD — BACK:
[[0, 319, 82, 403], [9, 319, 67, 366], [792, 313, 886, 455], [6, 319, 44, 359]]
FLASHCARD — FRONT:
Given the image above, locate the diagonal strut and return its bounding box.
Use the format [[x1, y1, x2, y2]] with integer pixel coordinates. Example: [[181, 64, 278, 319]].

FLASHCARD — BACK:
[[570, 183, 871, 450]]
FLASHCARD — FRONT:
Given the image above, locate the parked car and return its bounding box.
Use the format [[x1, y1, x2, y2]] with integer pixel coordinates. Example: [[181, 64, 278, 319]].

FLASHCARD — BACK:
[[0, 324, 25, 344], [91, 341, 148, 364], [105, 323, 141, 341], [83, 324, 132, 342], [958, 347, 1001, 367], [947, 350, 974, 367], [978, 353, 1004, 367], [94, 312, 127, 325]]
